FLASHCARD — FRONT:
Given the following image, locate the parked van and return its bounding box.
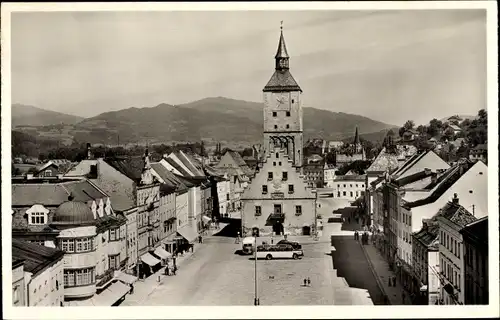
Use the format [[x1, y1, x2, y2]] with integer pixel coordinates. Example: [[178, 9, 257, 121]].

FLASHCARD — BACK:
[[242, 237, 255, 254]]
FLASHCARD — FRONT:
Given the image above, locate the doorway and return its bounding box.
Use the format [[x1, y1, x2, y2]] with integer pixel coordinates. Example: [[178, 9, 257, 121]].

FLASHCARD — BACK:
[[302, 226, 311, 236], [273, 222, 284, 235]]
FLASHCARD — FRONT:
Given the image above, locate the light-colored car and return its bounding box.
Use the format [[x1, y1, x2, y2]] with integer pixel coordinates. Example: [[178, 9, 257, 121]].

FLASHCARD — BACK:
[[256, 244, 304, 260]]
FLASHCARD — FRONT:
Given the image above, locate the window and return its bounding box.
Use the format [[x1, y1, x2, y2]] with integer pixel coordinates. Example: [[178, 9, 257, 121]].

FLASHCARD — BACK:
[[30, 212, 46, 225], [272, 112, 277, 117], [45, 169, 52, 177], [286, 124, 290, 129], [268, 172, 273, 180], [279, 161, 282, 166], [350, 191, 353, 197], [255, 206, 262, 216], [274, 125, 278, 129], [343, 191, 346, 196], [288, 184, 294, 194], [337, 191, 340, 197], [262, 185, 268, 194], [61, 239, 75, 252], [343, 184, 346, 188], [109, 255, 120, 270], [286, 111, 290, 117], [64, 268, 94, 287], [276, 152, 279, 158], [273, 161, 276, 166], [295, 205, 302, 215], [282, 172, 288, 181], [356, 184, 358, 187]]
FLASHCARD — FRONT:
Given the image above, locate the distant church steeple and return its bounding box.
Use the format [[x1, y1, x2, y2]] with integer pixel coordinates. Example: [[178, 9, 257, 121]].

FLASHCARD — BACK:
[[275, 21, 290, 71]]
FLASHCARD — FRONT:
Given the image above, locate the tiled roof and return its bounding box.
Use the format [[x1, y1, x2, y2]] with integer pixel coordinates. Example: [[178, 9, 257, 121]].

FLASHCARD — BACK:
[[439, 201, 477, 228], [263, 70, 302, 92], [414, 223, 439, 247], [12, 179, 107, 207], [12, 239, 64, 277], [173, 151, 205, 177], [150, 162, 189, 192], [366, 147, 400, 173], [104, 156, 144, 182], [164, 157, 192, 177], [225, 150, 254, 176]]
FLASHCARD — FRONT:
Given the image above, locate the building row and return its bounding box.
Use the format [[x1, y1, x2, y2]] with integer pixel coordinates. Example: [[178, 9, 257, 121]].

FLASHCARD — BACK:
[[11, 146, 236, 306], [365, 148, 488, 305]]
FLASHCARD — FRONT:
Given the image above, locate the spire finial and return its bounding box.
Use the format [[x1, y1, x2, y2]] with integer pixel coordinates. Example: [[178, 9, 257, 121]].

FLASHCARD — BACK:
[[280, 20, 283, 30]]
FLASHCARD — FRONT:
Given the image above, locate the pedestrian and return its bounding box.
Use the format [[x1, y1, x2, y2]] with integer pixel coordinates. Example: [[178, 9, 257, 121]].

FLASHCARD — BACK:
[[191, 244, 194, 252], [354, 231, 357, 240], [165, 265, 170, 276], [198, 235, 202, 244], [173, 256, 177, 269], [402, 291, 406, 304], [172, 265, 177, 275], [303, 278, 307, 287], [307, 277, 311, 286], [130, 284, 134, 294]]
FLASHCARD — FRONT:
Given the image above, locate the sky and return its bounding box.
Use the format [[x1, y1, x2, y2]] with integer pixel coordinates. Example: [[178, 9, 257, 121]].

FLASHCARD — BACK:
[[10, 9, 487, 125]]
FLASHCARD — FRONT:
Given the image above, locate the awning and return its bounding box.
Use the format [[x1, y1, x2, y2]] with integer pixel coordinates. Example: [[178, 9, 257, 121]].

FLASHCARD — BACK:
[[154, 247, 172, 260], [141, 252, 161, 266], [202, 215, 211, 223], [303, 223, 310, 227], [177, 224, 198, 243], [66, 281, 130, 306], [114, 271, 137, 285]]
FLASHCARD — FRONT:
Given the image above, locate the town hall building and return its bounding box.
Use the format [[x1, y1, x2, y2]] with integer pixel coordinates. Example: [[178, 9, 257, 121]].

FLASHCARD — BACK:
[[241, 24, 316, 237]]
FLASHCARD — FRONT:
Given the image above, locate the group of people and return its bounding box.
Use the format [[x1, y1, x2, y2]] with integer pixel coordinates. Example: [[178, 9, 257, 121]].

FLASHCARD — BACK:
[[164, 256, 178, 276], [354, 230, 370, 245]]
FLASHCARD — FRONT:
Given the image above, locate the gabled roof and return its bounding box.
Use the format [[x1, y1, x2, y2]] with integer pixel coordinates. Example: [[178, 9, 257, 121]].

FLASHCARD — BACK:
[[12, 179, 108, 207], [263, 70, 302, 92], [438, 201, 477, 228], [172, 151, 205, 177], [104, 156, 144, 182], [150, 162, 189, 193], [12, 239, 64, 277], [366, 147, 400, 173], [224, 150, 254, 176], [413, 223, 439, 247]]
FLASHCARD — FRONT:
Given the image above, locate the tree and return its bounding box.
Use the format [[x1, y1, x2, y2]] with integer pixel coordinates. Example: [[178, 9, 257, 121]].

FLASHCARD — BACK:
[[416, 125, 427, 135], [443, 127, 455, 141], [403, 120, 415, 130], [428, 118, 443, 137], [398, 126, 406, 137]]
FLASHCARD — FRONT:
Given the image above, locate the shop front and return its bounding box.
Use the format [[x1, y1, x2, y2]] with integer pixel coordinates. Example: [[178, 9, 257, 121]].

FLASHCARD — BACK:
[[139, 252, 161, 279]]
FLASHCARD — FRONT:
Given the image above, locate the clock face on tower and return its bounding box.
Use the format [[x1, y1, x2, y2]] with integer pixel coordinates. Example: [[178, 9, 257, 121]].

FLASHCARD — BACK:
[[275, 92, 290, 109]]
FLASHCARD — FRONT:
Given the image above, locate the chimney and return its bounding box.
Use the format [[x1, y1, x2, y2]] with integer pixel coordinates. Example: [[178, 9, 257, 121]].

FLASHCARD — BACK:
[[452, 193, 459, 205], [68, 193, 74, 201], [26, 173, 34, 180], [431, 173, 437, 184]]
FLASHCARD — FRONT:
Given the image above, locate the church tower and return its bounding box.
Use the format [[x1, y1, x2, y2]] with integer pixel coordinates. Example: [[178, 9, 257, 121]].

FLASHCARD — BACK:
[[262, 23, 304, 170]]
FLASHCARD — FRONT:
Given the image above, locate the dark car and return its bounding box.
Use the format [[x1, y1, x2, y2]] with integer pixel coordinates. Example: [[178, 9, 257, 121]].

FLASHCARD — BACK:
[[276, 240, 301, 250]]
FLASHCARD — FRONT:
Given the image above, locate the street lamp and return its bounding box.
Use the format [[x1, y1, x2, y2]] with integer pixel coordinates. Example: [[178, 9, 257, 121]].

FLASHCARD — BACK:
[[253, 233, 260, 306]]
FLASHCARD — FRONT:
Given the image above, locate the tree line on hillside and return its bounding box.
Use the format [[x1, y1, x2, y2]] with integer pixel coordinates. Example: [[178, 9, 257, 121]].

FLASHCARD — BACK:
[[396, 109, 487, 161]]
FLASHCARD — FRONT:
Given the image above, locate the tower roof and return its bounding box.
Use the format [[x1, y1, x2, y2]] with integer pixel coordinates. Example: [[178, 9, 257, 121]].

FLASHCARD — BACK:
[[263, 70, 302, 92], [275, 24, 289, 59], [354, 127, 360, 145]]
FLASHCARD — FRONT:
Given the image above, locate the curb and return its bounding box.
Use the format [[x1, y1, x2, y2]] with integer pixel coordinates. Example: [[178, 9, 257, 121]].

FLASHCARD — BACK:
[[358, 240, 392, 305]]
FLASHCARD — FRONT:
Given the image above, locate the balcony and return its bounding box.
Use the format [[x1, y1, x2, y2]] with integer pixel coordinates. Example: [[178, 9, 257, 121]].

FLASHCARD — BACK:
[[96, 268, 115, 290]]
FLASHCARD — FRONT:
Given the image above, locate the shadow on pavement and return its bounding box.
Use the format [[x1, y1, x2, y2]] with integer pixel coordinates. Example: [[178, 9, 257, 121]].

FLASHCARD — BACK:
[[330, 234, 385, 305]]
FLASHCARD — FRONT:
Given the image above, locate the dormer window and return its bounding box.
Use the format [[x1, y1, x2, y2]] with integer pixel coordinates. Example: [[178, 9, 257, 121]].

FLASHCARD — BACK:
[[27, 205, 50, 226], [44, 170, 52, 177], [30, 212, 46, 225]]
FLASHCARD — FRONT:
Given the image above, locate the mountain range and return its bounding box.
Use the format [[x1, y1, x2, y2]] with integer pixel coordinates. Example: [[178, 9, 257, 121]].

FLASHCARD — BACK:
[[12, 97, 399, 146]]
